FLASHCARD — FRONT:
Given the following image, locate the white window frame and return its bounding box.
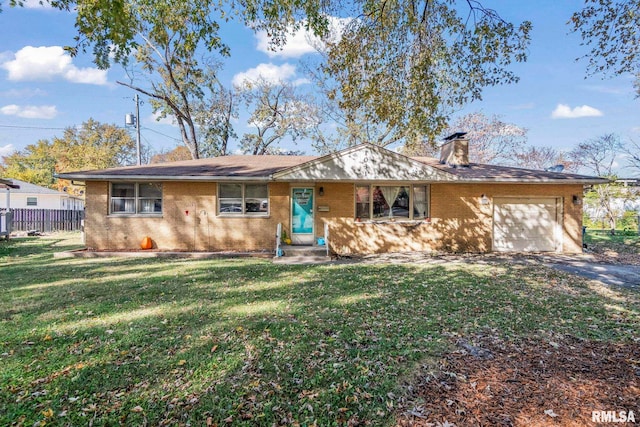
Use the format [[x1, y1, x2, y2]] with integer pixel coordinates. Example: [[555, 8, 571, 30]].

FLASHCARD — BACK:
[[355, 184, 430, 221], [218, 183, 269, 217], [109, 182, 162, 215]]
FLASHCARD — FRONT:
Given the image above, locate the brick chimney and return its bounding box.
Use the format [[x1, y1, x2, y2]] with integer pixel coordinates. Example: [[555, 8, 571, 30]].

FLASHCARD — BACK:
[[439, 132, 469, 167]]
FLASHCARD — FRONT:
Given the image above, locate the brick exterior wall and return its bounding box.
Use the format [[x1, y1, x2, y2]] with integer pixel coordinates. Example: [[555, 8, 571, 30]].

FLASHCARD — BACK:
[[85, 181, 289, 252], [85, 181, 584, 254], [318, 182, 584, 254]]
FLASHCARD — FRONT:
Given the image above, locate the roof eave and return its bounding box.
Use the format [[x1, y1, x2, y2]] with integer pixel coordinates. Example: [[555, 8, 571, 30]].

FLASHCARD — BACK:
[[55, 174, 272, 182], [452, 177, 610, 185], [55, 174, 609, 185]]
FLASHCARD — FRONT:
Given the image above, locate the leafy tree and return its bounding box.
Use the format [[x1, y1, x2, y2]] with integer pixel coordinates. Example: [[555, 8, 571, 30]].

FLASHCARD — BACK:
[[0, 140, 57, 189], [150, 145, 193, 163], [514, 146, 578, 172], [193, 77, 237, 157], [569, 133, 623, 177], [570, 0, 640, 77], [413, 112, 527, 165], [321, 1, 531, 150], [8, 1, 530, 153], [303, 54, 403, 154], [624, 139, 640, 174], [29, 0, 330, 70], [571, 1, 640, 96], [237, 78, 321, 155], [117, 33, 234, 159], [0, 119, 135, 195], [570, 134, 625, 232]]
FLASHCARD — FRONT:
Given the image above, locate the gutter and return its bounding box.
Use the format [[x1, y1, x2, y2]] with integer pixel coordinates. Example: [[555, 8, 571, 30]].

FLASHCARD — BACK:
[[54, 173, 607, 186]]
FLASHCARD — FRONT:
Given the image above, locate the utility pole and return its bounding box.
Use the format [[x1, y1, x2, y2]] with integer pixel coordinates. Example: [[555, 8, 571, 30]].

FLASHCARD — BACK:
[[125, 94, 142, 166], [135, 94, 141, 166]]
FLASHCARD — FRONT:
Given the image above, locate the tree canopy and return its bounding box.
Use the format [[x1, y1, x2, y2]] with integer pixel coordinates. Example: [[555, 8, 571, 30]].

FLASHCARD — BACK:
[[0, 119, 135, 194], [6, 0, 532, 155], [570, 0, 640, 77], [237, 78, 321, 155], [322, 1, 531, 148]]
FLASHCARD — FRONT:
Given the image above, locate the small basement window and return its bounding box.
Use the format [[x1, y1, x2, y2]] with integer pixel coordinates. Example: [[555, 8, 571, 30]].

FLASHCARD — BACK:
[[26, 197, 38, 206]]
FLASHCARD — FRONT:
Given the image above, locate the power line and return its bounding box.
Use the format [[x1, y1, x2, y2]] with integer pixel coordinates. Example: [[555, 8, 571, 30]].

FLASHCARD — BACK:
[[0, 124, 67, 131], [140, 126, 182, 142], [1, 123, 182, 143]]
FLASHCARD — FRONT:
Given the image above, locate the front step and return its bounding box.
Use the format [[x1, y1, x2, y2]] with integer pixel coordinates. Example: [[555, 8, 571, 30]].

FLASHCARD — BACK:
[[273, 245, 331, 264]]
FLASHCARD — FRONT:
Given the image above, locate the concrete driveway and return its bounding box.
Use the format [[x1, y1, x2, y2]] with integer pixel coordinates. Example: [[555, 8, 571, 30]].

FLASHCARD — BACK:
[[536, 256, 640, 289]]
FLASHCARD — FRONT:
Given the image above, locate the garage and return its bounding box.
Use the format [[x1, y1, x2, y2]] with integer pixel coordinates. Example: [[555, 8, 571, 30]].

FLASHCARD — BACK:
[[493, 197, 561, 252]]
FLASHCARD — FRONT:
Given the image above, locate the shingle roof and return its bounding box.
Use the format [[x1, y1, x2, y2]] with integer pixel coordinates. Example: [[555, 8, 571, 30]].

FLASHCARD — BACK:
[[57, 155, 318, 180], [0, 178, 64, 194], [56, 146, 607, 184], [0, 178, 20, 189], [412, 157, 606, 183]]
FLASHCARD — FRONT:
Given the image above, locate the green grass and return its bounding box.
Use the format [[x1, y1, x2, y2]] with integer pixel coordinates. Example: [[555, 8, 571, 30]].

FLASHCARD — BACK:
[[584, 229, 640, 254], [1, 233, 638, 426]]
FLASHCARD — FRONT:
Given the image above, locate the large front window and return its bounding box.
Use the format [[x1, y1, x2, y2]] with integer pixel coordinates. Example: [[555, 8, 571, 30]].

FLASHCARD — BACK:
[[355, 184, 429, 220], [218, 183, 269, 216], [110, 183, 162, 214]]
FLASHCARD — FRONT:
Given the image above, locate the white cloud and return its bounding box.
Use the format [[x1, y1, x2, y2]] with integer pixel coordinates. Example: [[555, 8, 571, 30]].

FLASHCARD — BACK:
[[551, 104, 603, 119], [0, 144, 15, 157], [0, 104, 57, 119], [256, 17, 353, 59], [232, 63, 299, 87], [256, 29, 318, 59], [1, 46, 108, 85]]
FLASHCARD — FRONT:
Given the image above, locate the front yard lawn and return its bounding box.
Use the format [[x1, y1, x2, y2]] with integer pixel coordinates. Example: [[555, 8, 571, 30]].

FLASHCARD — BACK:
[[584, 229, 640, 265], [1, 233, 638, 426]]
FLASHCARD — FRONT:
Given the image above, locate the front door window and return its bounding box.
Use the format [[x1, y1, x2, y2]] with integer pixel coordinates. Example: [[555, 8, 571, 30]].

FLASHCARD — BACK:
[[291, 188, 314, 244]]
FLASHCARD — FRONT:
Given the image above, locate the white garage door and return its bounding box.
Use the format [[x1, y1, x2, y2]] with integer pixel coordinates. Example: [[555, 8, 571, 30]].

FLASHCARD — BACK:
[[493, 198, 560, 252]]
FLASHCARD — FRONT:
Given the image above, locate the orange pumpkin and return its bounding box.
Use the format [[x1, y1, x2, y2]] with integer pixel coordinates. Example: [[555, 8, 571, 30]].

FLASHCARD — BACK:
[[140, 236, 153, 250]]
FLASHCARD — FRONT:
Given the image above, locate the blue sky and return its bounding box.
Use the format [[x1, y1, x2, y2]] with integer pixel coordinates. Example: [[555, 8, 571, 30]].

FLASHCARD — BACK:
[[0, 0, 638, 175]]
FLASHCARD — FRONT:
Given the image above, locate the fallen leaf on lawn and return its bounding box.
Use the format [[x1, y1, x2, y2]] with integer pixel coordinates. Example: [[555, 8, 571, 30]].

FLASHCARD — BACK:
[[131, 406, 144, 413], [544, 409, 559, 418], [211, 345, 218, 353], [177, 359, 186, 366], [82, 404, 97, 412], [43, 334, 52, 342], [41, 408, 54, 418]]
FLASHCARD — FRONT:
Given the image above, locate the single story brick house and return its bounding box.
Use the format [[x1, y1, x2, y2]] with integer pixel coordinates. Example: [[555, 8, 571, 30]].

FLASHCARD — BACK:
[[57, 135, 607, 254]]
